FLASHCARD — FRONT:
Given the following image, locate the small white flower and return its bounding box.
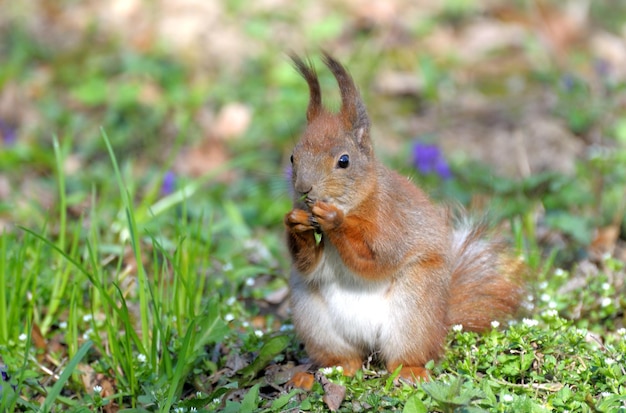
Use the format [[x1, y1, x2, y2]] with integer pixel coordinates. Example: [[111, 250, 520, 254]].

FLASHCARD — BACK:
[[491, 320, 500, 329], [502, 394, 514, 402], [242, 321, 250, 328], [254, 330, 264, 338], [196, 391, 202, 397], [190, 408, 197, 412], [222, 262, 233, 272], [601, 392, 613, 397], [452, 324, 463, 332], [602, 252, 612, 261], [542, 309, 558, 318], [522, 318, 539, 327], [539, 281, 548, 289], [137, 353, 147, 363], [245, 277, 255, 286], [605, 358, 615, 365], [540, 293, 551, 302], [83, 314, 93, 322], [321, 367, 334, 374], [576, 328, 587, 337], [224, 313, 235, 322], [226, 296, 237, 306], [212, 398, 221, 404], [83, 329, 93, 340], [59, 321, 68, 329], [548, 301, 557, 309], [335, 365, 344, 373], [616, 328, 626, 336], [526, 294, 534, 302], [93, 385, 102, 394], [601, 297, 612, 308], [554, 268, 566, 277], [601, 283, 610, 291], [18, 333, 27, 341]]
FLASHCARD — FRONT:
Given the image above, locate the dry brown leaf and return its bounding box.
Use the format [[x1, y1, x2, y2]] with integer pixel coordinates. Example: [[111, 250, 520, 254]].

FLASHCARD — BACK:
[[31, 323, 47, 354], [320, 376, 346, 412], [79, 363, 96, 392], [225, 351, 249, 373], [265, 362, 312, 386], [590, 225, 620, 260], [80, 363, 118, 412]]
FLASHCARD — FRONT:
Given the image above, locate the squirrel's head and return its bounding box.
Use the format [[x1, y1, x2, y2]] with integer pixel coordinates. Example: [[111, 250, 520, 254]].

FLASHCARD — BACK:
[[289, 53, 376, 212]]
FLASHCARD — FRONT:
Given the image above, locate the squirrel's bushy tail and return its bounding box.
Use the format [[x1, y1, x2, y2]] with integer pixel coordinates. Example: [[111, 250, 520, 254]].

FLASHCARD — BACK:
[[447, 221, 525, 332]]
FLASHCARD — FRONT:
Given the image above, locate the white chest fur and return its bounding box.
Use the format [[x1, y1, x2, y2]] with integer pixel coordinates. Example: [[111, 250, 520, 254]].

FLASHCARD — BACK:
[[309, 244, 393, 349]]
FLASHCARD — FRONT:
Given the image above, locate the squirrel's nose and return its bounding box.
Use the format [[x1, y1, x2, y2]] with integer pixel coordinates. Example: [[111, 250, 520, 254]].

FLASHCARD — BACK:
[[294, 181, 312, 196]]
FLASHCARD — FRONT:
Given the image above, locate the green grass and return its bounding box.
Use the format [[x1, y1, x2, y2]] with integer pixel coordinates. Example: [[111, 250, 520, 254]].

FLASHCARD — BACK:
[[1, 1, 626, 411]]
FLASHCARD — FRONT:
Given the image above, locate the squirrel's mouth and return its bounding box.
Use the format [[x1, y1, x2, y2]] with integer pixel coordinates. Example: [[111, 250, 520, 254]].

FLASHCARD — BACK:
[[297, 194, 315, 209]]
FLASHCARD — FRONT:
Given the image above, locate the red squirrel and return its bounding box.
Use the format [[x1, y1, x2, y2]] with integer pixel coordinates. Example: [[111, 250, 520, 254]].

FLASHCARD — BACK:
[[284, 52, 524, 382]]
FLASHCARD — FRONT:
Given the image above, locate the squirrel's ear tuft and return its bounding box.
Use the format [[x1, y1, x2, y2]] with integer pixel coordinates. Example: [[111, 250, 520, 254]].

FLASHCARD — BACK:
[[321, 52, 370, 137], [290, 53, 322, 123]]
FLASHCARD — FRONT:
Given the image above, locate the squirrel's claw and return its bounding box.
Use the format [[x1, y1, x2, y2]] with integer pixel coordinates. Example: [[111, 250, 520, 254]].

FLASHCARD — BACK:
[[311, 201, 344, 231]]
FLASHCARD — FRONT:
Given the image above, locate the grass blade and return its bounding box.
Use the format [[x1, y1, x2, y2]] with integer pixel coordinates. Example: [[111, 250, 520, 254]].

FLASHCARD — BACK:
[[40, 340, 92, 413]]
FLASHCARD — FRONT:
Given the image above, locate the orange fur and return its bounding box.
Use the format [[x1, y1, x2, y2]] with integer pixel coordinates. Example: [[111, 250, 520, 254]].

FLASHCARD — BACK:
[[285, 53, 525, 382]]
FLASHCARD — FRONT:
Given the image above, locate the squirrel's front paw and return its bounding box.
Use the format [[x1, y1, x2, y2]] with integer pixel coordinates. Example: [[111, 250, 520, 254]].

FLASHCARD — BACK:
[[285, 209, 317, 233], [311, 201, 344, 231]]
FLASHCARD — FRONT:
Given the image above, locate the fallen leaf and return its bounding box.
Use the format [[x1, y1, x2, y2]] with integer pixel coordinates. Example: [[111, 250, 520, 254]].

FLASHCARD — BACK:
[[31, 323, 47, 355], [590, 225, 620, 261], [265, 362, 312, 386], [317, 372, 346, 412], [225, 350, 249, 374]]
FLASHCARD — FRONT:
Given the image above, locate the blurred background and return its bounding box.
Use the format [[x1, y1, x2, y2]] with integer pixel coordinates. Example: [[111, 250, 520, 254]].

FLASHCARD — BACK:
[[2, 1, 626, 409], [1, 0, 626, 263]]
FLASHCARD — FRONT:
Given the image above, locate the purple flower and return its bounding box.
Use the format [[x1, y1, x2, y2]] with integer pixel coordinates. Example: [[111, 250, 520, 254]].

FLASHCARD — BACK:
[[0, 365, 9, 394], [560, 73, 579, 92], [161, 171, 176, 196], [0, 120, 17, 146], [411, 142, 452, 179]]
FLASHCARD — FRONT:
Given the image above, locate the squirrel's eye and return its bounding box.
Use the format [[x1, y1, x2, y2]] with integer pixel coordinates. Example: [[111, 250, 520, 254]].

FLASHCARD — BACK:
[[337, 154, 350, 169], [290, 154, 294, 164]]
